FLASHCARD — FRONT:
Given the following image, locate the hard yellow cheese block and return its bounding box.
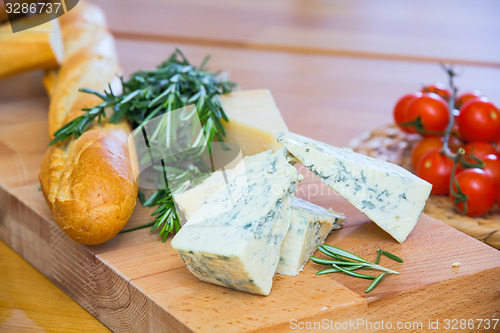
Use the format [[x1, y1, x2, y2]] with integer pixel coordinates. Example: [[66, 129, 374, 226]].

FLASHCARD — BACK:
[[220, 89, 288, 156]]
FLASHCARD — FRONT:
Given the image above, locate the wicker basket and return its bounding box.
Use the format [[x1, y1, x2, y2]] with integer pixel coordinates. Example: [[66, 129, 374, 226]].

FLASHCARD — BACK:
[[349, 124, 500, 250]]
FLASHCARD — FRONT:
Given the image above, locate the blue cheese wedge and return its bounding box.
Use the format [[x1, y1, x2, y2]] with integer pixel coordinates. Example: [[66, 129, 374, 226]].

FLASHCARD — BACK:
[[277, 197, 344, 276], [171, 149, 298, 296], [277, 131, 432, 243], [175, 171, 345, 277]]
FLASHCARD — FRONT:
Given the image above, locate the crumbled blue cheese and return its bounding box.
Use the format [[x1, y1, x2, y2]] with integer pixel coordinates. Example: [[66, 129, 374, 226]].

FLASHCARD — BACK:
[[171, 149, 298, 296], [277, 131, 432, 243], [277, 197, 344, 276]]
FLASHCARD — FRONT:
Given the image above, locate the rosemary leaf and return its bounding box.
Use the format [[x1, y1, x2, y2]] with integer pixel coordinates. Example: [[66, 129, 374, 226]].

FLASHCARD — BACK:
[[380, 250, 404, 263], [365, 273, 387, 293], [309, 256, 338, 266], [137, 190, 147, 205], [325, 260, 370, 267], [310, 256, 364, 267], [142, 190, 165, 207], [316, 245, 346, 261], [331, 264, 376, 280], [316, 265, 363, 275], [321, 244, 370, 263]]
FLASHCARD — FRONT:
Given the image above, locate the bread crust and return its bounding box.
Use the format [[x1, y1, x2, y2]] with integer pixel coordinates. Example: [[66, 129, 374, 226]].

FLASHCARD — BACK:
[[39, 2, 138, 245], [42, 2, 115, 98], [48, 53, 121, 135], [41, 122, 137, 245]]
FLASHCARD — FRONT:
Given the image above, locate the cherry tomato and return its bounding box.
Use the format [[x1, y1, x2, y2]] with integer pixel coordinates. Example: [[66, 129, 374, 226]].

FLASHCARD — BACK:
[[463, 142, 497, 159], [406, 93, 450, 136], [411, 137, 443, 171], [393, 92, 422, 134], [455, 90, 483, 110], [421, 83, 451, 101], [417, 148, 454, 195], [450, 169, 495, 216], [457, 97, 500, 142], [457, 143, 498, 174], [482, 154, 500, 187]]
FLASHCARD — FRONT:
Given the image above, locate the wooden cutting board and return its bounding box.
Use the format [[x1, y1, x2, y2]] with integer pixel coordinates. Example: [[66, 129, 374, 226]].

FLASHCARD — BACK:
[[1, 101, 500, 332]]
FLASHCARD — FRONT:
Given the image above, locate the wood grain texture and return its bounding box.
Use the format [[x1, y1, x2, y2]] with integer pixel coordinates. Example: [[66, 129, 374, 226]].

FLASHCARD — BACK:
[[95, 0, 500, 67], [0, 240, 110, 333], [0, 103, 499, 332]]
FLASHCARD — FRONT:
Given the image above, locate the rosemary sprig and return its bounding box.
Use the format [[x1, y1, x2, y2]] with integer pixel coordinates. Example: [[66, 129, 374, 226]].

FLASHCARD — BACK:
[[51, 49, 236, 241], [51, 49, 235, 146], [50, 85, 121, 145], [311, 245, 403, 293], [310, 248, 399, 275]]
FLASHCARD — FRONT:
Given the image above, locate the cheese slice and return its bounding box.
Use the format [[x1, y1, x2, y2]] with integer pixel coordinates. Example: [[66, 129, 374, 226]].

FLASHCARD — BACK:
[[277, 131, 432, 243], [220, 89, 288, 156], [277, 197, 344, 276], [171, 149, 298, 296], [175, 171, 345, 277]]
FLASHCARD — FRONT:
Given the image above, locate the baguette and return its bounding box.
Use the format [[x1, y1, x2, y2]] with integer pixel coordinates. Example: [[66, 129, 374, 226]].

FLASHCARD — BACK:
[[40, 3, 138, 245], [0, 18, 63, 78], [42, 1, 115, 97]]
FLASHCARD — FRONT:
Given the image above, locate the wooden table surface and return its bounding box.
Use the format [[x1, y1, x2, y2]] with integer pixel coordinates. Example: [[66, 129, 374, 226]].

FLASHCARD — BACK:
[[1, 0, 499, 332]]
